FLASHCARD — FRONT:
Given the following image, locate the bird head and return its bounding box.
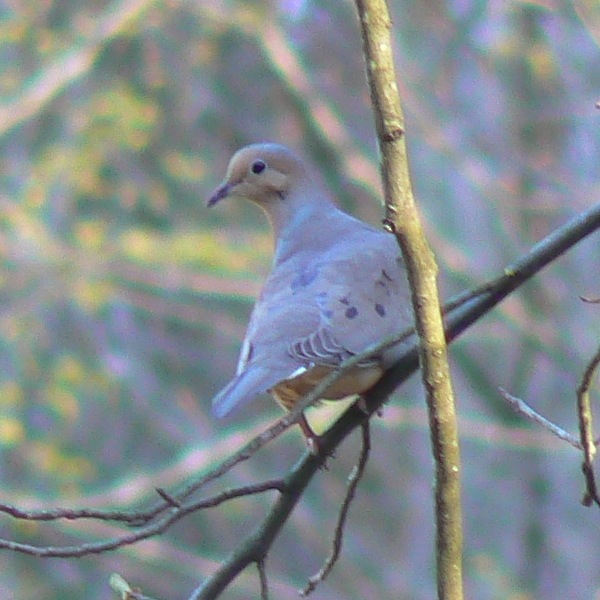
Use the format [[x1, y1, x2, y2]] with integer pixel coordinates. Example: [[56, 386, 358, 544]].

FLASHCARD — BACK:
[[207, 143, 308, 208]]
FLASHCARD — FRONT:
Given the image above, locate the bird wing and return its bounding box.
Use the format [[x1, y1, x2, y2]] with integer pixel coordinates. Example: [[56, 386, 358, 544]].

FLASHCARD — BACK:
[[212, 225, 411, 417]]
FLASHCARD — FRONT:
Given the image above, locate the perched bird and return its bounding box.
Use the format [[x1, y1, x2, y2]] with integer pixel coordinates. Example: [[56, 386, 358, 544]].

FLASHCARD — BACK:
[[207, 143, 412, 450]]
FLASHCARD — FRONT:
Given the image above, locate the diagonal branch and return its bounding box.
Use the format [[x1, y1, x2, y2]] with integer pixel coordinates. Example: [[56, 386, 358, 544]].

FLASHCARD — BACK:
[[0, 199, 596, 600], [0, 481, 285, 557], [188, 199, 600, 598], [188, 451, 327, 600]]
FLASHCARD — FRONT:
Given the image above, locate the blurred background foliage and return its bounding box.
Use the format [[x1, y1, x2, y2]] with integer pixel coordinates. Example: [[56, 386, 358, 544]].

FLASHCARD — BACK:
[[0, 0, 599, 598]]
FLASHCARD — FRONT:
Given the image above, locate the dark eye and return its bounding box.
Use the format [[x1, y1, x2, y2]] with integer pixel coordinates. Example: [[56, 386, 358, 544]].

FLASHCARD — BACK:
[[251, 159, 266, 174]]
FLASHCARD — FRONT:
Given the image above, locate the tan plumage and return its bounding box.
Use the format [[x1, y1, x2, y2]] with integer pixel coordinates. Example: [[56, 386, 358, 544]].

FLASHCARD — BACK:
[[207, 143, 412, 447]]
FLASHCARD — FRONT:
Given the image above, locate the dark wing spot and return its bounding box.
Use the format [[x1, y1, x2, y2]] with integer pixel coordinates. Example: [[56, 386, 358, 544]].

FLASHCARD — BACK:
[[345, 306, 358, 319], [340, 296, 351, 306], [381, 269, 393, 282], [316, 291, 334, 319], [375, 303, 386, 317], [291, 266, 319, 291]]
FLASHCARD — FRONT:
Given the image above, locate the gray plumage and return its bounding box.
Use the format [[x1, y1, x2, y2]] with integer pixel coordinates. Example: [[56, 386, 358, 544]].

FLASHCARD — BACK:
[[207, 143, 412, 419]]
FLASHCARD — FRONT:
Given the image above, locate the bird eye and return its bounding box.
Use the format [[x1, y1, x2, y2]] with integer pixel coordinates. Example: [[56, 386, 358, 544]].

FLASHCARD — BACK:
[[250, 160, 266, 175]]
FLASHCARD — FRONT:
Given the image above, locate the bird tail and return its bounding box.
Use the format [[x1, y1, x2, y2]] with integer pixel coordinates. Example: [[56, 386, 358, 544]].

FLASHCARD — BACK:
[[211, 366, 280, 418]]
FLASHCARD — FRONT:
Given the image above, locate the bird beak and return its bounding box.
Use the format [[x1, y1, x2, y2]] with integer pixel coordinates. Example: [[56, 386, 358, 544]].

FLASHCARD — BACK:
[[207, 182, 231, 207]]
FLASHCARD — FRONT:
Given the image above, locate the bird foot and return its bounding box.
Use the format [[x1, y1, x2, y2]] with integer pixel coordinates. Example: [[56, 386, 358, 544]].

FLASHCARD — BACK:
[[299, 415, 336, 463], [356, 396, 384, 418], [356, 396, 369, 414], [299, 414, 320, 454]]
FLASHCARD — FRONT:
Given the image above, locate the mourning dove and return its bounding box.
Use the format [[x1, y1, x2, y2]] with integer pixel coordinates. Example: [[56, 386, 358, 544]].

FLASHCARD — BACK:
[[207, 143, 412, 448]]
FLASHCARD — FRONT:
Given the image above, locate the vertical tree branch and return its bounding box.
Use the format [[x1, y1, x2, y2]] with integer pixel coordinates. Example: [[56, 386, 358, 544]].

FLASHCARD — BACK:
[[354, 1, 464, 598]]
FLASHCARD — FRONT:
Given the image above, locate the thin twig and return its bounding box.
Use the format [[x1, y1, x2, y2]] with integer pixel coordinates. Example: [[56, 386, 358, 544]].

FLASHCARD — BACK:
[[300, 422, 371, 597], [155, 488, 182, 507], [576, 345, 600, 507], [0, 480, 285, 557], [499, 387, 583, 450], [443, 202, 600, 347], [188, 448, 332, 600], [0, 503, 152, 524], [257, 559, 269, 600]]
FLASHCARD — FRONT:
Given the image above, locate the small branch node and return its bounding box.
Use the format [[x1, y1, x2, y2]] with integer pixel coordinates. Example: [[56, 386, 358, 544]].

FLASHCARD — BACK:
[[383, 127, 404, 142], [382, 218, 396, 233], [155, 488, 181, 507]]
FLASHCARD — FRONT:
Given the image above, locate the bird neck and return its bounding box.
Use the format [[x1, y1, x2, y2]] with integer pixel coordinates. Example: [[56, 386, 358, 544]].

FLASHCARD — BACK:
[[270, 192, 340, 266]]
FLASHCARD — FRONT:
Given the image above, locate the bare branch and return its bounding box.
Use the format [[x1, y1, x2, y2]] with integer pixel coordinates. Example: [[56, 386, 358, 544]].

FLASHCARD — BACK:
[[188, 449, 332, 600], [301, 422, 371, 597], [155, 488, 183, 508], [0, 481, 285, 557], [355, 1, 463, 596], [257, 560, 269, 600], [577, 344, 600, 507], [499, 387, 583, 450], [500, 338, 600, 511]]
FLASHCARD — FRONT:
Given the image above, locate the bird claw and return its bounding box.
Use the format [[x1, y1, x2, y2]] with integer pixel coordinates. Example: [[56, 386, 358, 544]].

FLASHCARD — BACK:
[[299, 414, 321, 455], [299, 415, 337, 463], [356, 396, 384, 418], [306, 435, 321, 456], [356, 396, 369, 414]]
